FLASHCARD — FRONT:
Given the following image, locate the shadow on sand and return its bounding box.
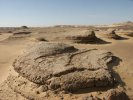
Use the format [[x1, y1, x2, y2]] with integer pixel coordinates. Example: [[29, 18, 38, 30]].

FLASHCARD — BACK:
[[116, 36, 129, 40], [76, 38, 112, 45]]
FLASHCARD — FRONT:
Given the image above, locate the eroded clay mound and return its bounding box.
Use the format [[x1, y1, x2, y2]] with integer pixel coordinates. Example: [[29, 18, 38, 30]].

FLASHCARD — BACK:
[[54, 31, 102, 43], [99, 29, 122, 39], [7, 31, 31, 40], [13, 42, 114, 92], [13, 32, 31, 35]]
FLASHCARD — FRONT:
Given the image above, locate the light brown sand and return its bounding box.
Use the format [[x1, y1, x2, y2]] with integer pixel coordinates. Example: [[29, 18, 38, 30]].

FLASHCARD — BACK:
[[0, 34, 34, 84]]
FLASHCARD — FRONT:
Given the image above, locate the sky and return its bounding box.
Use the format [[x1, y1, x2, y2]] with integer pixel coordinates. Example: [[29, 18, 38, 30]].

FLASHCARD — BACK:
[[0, 0, 133, 27]]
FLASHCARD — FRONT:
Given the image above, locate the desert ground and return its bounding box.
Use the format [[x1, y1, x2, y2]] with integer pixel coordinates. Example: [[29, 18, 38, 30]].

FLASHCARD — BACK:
[[0, 22, 133, 100]]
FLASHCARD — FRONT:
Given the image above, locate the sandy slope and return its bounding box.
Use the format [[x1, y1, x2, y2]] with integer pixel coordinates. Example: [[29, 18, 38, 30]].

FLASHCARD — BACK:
[[0, 35, 33, 84]]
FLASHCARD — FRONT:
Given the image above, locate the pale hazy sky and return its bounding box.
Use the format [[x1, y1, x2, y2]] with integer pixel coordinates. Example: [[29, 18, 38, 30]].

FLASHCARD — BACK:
[[0, 0, 133, 27]]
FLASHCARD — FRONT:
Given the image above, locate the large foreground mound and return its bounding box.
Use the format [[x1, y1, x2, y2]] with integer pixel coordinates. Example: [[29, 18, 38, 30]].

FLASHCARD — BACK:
[[13, 42, 114, 91]]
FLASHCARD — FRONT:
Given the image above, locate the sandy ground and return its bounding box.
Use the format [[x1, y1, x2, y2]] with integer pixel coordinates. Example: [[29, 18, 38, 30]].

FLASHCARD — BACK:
[[0, 44, 27, 84], [0, 28, 133, 99], [0, 33, 33, 84]]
